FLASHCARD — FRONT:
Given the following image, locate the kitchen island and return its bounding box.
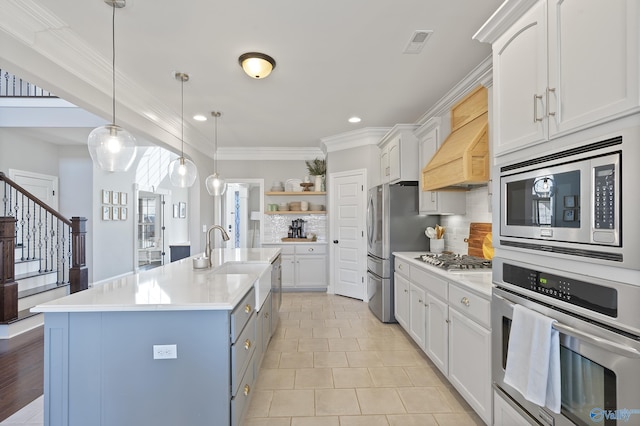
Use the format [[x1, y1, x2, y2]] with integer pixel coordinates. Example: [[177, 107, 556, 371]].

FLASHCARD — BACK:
[[31, 247, 280, 426]]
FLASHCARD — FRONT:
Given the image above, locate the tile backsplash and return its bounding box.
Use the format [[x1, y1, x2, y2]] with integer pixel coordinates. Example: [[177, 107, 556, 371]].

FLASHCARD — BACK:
[[440, 186, 492, 255], [263, 214, 327, 243]]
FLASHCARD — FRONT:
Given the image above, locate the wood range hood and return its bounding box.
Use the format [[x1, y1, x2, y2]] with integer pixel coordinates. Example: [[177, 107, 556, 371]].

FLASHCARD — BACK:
[[422, 85, 489, 191]]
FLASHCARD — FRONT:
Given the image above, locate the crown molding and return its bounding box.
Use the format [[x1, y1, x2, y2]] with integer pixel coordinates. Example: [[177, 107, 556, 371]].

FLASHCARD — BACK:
[[321, 127, 391, 153], [415, 56, 492, 126], [472, 0, 538, 44], [217, 147, 324, 161]]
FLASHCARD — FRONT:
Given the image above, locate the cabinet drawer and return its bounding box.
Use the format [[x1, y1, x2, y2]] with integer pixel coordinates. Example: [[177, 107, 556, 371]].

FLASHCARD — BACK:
[[231, 288, 256, 342], [448, 284, 490, 328], [411, 266, 447, 300], [394, 258, 410, 278], [295, 244, 326, 255], [231, 315, 256, 396], [231, 350, 256, 426]]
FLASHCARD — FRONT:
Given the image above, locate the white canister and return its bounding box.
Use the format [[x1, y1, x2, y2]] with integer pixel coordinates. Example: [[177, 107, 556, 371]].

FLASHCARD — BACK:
[[430, 238, 444, 254], [300, 201, 309, 211]]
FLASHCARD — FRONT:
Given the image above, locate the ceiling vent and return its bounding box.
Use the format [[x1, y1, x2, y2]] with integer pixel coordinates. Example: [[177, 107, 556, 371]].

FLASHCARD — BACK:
[[403, 30, 433, 54]]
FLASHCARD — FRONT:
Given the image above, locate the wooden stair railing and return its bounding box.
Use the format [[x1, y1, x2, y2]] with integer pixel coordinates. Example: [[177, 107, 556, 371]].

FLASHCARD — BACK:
[[0, 171, 88, 322]]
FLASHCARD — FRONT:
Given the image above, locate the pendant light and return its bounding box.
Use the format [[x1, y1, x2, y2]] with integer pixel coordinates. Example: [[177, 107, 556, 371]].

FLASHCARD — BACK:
[[205, 111, 227, 196], [87, 0, 137, 172], [168, 72, 198, 188]]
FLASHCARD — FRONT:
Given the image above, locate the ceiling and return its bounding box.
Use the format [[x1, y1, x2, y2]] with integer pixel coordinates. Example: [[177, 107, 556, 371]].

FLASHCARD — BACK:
[[0, 0, 503, 156]]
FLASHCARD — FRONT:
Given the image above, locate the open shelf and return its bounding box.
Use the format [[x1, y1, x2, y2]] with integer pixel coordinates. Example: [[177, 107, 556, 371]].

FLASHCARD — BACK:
[[264, 211, 326, 215], [265, 191, 326, 196]]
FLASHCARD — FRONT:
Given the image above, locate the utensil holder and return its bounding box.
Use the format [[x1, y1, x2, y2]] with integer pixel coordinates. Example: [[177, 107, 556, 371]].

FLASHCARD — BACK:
[[430, 238, 444, 254]]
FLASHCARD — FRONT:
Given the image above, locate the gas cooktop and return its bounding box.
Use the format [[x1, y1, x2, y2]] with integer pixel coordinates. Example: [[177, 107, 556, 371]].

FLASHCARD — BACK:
[[415, 253, 492, 271]]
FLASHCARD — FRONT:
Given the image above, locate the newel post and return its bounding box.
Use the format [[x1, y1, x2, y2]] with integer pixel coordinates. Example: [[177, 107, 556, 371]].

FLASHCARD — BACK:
[[0, 217, 18, 322], [70, 217, 89, 293]]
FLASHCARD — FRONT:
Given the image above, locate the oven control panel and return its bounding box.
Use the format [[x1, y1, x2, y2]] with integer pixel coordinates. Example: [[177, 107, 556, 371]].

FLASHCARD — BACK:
[[503, 263, 617, 317]]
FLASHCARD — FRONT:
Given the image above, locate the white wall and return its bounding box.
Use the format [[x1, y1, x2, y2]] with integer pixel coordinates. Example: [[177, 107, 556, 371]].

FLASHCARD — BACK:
[[326, 144, 379, 190], [0, 128, 60, 175]]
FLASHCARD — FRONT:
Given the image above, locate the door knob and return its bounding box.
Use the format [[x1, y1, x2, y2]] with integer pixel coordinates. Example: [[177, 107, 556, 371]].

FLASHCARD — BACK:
[[333, 240, 339, 244]]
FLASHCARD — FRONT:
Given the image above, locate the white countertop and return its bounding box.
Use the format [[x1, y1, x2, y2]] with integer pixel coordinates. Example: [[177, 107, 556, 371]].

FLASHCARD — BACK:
[[31, 248, 280, 313], [393, 252, 494, 298]]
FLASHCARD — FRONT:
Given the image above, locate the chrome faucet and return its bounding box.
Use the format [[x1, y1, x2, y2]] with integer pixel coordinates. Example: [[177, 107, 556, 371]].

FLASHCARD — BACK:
[[205, 225, 230, 267]]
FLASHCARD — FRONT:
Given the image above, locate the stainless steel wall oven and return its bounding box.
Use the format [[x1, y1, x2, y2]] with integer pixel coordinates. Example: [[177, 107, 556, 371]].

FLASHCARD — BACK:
[[492, 257, 640, 426]]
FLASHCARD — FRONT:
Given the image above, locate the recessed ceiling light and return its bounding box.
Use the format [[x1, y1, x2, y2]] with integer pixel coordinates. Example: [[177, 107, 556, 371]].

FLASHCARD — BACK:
[[193, 114, 207, 122], [348, 116, 362, 123]]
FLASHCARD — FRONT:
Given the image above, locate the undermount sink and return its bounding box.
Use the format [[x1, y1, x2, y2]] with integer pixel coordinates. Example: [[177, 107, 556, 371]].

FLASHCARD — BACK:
[[213, 262, 271, 311], [212, 263, 267, 276]]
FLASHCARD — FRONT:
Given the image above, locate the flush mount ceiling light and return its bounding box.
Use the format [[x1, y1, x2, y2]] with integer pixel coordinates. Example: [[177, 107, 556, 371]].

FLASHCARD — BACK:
[[348, 116, 362, 123], [168, 72, 198, 188], [238, 52, 276, 79], [205, 111, 226, 196], [87, 0, 137, 172]]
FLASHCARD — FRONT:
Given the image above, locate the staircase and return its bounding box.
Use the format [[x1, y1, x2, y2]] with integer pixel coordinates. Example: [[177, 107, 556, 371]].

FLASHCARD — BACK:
[[0, 172, 88, 339]]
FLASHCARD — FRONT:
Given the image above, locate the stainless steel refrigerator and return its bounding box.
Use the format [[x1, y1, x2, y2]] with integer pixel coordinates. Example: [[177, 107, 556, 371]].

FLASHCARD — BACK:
[[366, 183, 438, 322]]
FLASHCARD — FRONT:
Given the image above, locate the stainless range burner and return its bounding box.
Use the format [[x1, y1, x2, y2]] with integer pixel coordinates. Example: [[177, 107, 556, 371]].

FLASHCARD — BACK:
[[415, 253, 492, 271]]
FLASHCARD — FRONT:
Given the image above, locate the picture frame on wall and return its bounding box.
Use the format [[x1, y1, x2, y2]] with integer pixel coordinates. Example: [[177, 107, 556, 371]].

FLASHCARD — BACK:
[[112, 192, 120, 205], [113, 207, 120, 220], [179, 202, 186, 218], [102, 206, 111, 221], [120, 192, 128, 205], [173, 204, 179, 218], [102, 190, 111, 204], [120, 207, 128, 221]]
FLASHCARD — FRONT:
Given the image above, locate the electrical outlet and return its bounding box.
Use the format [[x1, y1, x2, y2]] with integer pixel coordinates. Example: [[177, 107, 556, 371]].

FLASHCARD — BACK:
[[202, 224, 207, 233], [153, 344, 177, 360]]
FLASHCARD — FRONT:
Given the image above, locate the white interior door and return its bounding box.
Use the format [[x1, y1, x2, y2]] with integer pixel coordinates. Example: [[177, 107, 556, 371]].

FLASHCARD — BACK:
[[9, 169, 58, 210], [330, 169, 366, 300]]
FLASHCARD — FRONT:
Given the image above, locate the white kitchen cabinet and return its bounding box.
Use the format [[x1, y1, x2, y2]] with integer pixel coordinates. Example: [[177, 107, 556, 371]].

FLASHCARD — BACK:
[[487, 0, 640, 157], [394, 272, 410, 329], [449, 307, 491, 423], [425, 293, 448, 375], [416, 121, 466, 215], [264, 244, 327, 290], [378, 124, 419, 184], [409, 282, 426, 349], [494, 390, 536, 426]]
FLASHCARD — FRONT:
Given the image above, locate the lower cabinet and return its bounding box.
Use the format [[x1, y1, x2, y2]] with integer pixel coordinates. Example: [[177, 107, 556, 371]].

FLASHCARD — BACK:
[[393, 257, 492, 425], [493, 389, 536, 426], [425, 293, 449, 375], [409, 283, 426, 348], [449, 307, 491, 422], [394, 271, 410, 329], [264, 243, 327, 290]]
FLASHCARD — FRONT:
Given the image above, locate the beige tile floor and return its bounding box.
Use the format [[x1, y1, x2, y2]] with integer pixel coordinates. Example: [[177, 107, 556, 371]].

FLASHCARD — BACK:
[[0, 292, 486, 426], [243, 292, 485, 426]]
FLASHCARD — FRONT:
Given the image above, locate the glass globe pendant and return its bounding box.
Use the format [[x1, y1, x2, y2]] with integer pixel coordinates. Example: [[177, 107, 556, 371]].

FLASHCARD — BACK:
[[87, 1, 137, 172], [205, 111, 226, 196], [87, 123, 137, 172], [168, 72, 198, 188]]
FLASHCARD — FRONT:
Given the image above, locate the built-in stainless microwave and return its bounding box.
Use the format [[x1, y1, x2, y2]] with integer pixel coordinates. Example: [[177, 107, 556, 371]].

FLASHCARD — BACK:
[[499, 130, 639, 269]]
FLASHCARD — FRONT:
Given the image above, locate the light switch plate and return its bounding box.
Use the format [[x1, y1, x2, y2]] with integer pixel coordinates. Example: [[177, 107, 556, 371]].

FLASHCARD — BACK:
[[153, 344, 177, 359]]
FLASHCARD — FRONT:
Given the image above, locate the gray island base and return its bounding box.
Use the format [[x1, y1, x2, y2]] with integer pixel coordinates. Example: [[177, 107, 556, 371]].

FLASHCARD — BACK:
[[33, 248, 281, 426]]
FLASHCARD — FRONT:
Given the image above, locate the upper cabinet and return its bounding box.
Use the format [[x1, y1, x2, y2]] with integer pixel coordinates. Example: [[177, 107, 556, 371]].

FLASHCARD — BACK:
[[378, 125, 420, 184], [416, 119, 466, 215], [477, 0, 640, 157]]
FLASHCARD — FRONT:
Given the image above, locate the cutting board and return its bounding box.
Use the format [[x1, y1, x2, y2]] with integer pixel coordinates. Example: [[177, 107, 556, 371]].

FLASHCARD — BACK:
[[466, 222, 492, 258]]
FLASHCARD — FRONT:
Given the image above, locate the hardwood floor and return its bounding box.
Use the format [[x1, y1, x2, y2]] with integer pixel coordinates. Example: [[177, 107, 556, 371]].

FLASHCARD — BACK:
[[0, 327, 43, 422]]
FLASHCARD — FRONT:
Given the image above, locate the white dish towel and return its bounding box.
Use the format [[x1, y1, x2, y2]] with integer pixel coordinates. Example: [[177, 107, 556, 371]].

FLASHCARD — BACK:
[[504, 304, 561, 413]]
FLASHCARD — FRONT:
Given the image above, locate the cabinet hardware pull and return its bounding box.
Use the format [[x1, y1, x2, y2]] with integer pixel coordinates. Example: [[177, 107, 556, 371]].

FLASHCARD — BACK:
[[245, 304, 252, 314], [244, 339, 252, 350], [418, 299, 423, 303], [308, 248, 314, 252], [244, 384, 251, 396], [404, 289, 408, 293], [461, 297, 470, 307], [265, 312, 269, 318], [533, 94, 544, 122], [546, 87, 556, 117]]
